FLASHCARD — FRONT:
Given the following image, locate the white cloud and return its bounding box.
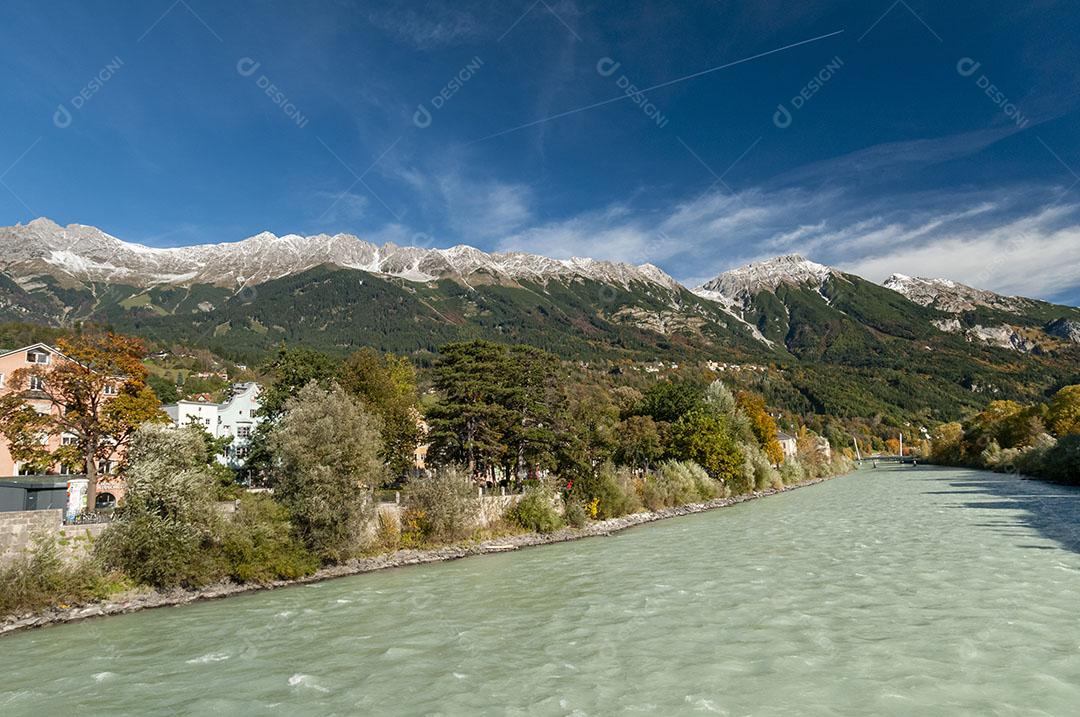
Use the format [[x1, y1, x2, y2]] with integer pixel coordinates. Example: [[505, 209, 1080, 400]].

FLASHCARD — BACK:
[[492, 182, 1080, 300], [838, 204, 1080, 298], [366, 4, 483, 48], [311, 189, 369, 226], [439, 175, 532, 240]]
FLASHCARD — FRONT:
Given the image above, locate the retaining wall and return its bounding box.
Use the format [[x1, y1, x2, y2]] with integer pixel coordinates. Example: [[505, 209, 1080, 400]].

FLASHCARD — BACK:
[[0, 509, 108, 565]]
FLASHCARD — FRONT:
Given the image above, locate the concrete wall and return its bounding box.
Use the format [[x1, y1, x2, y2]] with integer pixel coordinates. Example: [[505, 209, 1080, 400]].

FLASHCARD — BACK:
[[0, 509, 108, 565], [373, 493, 524, 535]]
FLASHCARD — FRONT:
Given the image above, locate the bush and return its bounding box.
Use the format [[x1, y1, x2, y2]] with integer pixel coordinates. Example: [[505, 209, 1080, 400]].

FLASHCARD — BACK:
[[403, 466, 479, 543], [1014, 434, 1057, 476], [269, 382, 382, 563], [575, 463, 641, 519], [779, 458, 806, 486], [742, 445, 781, 491], [97, 424, 225, 589], [1037, 434, 1080, 485], [563, 500, 588, 528], [373, 509, 401, 551], [639, 461, 719, 510], [0, 533, 121, 617], [508, 489, 564, 533], [668, 410, 744, 480], [219, 494, 318, 584]]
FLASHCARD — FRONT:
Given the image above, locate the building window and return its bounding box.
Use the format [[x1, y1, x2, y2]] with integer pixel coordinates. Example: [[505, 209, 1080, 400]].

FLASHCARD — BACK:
[[235, 446, 249, 458], [29, 375, 45, 391], [0, 373, 4, 389], [103, 384, 118, 396], [26, 349, 50, 364], [237, 426, 251, 439], [204, 418, 211, 426]]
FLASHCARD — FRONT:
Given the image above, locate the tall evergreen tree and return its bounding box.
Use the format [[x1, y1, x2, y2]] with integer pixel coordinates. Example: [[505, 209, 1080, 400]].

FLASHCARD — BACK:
[[339, 348, 422, 480]]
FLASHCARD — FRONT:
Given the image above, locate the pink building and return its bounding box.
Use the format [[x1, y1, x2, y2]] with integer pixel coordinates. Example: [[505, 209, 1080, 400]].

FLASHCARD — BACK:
[[0, 343, 125, 506]]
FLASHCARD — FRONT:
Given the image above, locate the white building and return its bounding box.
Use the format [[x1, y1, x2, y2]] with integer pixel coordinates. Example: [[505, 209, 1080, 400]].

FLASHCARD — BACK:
[[162, 382, 262, 468], [776, 431, 799, 462]]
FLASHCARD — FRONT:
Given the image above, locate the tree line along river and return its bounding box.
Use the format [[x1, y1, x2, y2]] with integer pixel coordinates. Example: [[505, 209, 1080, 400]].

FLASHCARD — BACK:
[[3, 465, 1080, 715]]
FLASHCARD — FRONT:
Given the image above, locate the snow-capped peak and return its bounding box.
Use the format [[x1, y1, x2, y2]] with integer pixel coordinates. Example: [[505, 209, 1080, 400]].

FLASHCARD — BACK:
[[693, 254, 839, 305], [0, 218, 685, 293], [883, 273, 1029, 314]]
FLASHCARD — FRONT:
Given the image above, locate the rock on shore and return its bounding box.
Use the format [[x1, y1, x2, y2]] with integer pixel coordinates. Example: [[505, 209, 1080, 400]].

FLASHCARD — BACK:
[[0, 477, 833, 636]]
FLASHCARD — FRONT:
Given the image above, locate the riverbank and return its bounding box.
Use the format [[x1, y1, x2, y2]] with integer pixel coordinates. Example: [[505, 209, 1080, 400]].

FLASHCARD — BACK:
[[0, 475, 842, 636]]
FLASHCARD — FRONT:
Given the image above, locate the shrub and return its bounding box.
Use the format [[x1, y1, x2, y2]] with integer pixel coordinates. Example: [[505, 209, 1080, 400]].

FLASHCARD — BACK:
[[373, 509, 401, 551], [575, 463, 641, 519], [403, 466, 479, 543], [742, 445, 781, 491], [668, 410, 744, 480], [1037, 434, 1080, 485], [779, 458, 806, 486], [1014, 434, 1057, 476], [563, 500, 588, 528], [639, 461, 719, 510], [508, 489, 564, 533], [269, 382, 382, 563], [97, 424, 225, 589], [0, 533, 121, 617], [219, 494, 317, 584]]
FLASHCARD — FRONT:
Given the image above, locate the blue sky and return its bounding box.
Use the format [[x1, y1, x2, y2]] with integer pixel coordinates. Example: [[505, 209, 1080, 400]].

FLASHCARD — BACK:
[[2, 0, 1079, 302]]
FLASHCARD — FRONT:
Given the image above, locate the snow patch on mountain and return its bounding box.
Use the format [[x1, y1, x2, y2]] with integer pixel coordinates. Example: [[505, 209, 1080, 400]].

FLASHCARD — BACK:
[[0, 218, 683, 293], [693, 255, 839, 307], [883, 273, 1030, 314]]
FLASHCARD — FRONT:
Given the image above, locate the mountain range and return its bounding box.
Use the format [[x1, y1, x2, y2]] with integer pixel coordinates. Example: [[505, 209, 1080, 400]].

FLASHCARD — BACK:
[[2, 218, 1078, 423]]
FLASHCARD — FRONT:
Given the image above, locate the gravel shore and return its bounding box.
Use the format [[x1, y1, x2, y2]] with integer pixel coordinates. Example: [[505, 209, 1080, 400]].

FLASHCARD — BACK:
[[1, 476, 836, 637]]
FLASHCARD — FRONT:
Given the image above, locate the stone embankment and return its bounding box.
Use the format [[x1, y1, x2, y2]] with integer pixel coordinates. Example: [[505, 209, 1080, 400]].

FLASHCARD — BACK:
[[0, 476, 834, 636]]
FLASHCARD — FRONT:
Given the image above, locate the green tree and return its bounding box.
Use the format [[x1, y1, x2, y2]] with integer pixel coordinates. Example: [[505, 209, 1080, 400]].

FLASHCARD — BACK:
[[243, 346, 338, 483], [427, 341, 569, 481], [668, 409, 744, 481], [268, 382, 383, 562], [638, 380, 703, 423], [339, 348, 422, 480], [147, 374, 180, 404], [96, 424, 223, 588], [257, 345, 338, 420], [502, 345, 563, 478], [426, 341, 516, 478], [614, 415, 663, 471], [555, 382, 619, 479]]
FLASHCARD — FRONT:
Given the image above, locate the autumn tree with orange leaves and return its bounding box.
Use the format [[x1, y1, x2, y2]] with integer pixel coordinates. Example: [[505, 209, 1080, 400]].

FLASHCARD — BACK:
[[735, 391, 785, 466], [0, 333, 165, 510]]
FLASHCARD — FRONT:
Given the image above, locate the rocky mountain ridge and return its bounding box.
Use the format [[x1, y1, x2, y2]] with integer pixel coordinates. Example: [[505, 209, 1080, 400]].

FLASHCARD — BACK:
[[0, 218, 681, 293]]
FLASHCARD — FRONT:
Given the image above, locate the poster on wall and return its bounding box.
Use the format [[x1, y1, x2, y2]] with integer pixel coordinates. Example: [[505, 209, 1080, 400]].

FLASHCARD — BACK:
[[66, 478, 88, 520]]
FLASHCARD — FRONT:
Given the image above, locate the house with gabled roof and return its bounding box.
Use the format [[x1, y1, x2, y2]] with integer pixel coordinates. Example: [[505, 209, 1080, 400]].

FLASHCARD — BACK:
[[0, 343, 126, 508]]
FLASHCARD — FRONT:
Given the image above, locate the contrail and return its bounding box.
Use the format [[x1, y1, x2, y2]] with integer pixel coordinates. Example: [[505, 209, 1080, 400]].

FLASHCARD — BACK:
[[469, 29, 845, 144]]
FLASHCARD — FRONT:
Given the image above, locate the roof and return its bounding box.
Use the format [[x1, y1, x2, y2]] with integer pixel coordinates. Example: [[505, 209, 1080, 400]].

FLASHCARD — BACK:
[[163, 383, 261, 412], [776, 431, 797, 442], [0, 476, 73, 488], [0, 342, 71, 363]]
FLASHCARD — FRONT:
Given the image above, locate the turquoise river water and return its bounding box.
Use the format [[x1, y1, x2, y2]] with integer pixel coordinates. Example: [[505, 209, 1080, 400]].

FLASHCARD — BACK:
[[3, 465, 1080, 715]]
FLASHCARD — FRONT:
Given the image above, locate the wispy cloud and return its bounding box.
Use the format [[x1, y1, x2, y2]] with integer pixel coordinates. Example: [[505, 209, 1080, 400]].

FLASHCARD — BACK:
[[365, 2, 485, 48], [489, 180, 1080, 301], [311, 188, 369, 227]]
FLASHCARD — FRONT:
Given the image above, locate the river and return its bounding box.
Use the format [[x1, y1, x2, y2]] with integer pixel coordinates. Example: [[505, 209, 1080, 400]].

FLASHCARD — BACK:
[[3, 465, 1080, 715]]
